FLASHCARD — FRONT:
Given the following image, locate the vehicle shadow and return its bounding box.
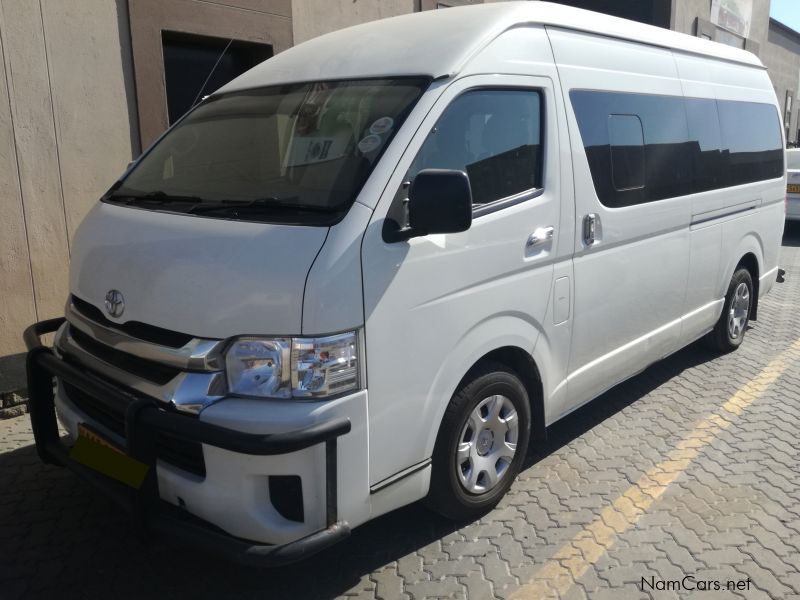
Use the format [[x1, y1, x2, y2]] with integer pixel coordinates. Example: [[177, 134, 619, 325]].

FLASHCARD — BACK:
[[524, 339, 717, 468], [782, 220, 800, 247], [0, 339, 721, 600]]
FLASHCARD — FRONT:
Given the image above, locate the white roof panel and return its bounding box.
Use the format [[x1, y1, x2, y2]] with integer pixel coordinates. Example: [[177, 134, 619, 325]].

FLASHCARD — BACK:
[[216, 1, 763, 95]]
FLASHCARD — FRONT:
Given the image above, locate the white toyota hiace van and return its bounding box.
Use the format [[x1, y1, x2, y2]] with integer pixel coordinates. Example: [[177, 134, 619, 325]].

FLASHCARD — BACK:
[[25, 2, 785, 564]]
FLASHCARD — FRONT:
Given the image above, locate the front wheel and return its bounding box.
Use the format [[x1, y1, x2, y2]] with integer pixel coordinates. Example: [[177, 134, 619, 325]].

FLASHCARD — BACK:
[[706, 267, 753, 352], [426, 363, 531, 520]]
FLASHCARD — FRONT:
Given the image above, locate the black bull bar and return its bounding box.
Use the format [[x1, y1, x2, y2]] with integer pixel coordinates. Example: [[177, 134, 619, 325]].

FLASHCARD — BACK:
[[24, 317, 352, 566]]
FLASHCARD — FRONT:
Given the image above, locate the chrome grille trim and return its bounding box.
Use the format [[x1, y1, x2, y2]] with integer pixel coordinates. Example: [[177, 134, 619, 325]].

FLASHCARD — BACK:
[[66, 300, 226, 372], [54, 322, 226, 414]]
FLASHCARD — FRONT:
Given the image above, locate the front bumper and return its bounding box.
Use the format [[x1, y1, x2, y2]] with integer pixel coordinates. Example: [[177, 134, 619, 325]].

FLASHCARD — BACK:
[[24, 317, 352, 566]]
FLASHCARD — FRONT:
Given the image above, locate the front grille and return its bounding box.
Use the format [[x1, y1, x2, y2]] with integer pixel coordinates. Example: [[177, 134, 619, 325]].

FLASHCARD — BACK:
[[63, 381, 206, 477], [71, 295, 194, 348], [69, 326, 180, 385]]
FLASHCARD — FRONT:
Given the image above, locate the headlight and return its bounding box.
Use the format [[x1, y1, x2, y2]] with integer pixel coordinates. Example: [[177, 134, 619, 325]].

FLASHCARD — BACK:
[[225, 332, 359, 399], [225, 338, 291, 398]]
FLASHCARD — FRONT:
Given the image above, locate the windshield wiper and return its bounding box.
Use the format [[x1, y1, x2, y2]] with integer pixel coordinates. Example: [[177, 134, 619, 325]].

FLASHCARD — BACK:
[[187, 197, 337, 215], [107, 190, 205, 205]]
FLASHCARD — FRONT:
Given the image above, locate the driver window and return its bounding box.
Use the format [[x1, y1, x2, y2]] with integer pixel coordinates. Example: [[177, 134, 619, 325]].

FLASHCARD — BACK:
[[406, 88, 543, 206]]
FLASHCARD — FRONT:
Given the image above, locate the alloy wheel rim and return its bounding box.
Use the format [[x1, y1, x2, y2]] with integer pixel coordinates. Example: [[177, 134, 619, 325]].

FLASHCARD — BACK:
[[456, 394, 519, 494], [728, 281, 750, 340]]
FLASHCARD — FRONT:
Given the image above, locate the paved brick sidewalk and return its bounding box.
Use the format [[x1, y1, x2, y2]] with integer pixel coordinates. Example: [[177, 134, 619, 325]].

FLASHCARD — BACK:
[[2, 227, 800, 600]]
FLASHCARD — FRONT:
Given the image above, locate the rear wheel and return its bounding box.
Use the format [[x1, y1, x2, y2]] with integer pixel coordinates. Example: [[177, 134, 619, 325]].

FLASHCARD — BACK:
[[426, 363, 531, 520], [707, 267, 753, 352]]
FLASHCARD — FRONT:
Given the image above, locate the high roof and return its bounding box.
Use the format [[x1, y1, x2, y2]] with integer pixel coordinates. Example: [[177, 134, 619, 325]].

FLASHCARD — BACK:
[[216, 1, 763, 95]]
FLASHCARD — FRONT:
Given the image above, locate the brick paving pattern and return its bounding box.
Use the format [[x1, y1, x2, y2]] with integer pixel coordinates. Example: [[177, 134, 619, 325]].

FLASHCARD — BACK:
[[2, 226, 800, 599]]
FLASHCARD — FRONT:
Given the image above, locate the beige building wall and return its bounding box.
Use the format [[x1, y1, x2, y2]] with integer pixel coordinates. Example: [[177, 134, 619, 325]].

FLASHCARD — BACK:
[[0, 0, 138, 362], [129, 0, 292, 148], [762, 20, 800, 142], [671, 0, 771, 45]]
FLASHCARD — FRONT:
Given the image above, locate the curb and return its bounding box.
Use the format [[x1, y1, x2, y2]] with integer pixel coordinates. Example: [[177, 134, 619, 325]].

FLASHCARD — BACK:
[[0, 392, 28, 420]]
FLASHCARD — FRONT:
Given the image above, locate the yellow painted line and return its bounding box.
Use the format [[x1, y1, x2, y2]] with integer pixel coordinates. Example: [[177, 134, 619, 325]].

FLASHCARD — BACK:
[[510, 338, 800, 600]]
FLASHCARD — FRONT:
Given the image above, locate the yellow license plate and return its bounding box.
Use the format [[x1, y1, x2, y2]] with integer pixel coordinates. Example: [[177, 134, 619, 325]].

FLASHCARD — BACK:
[[77, 423, 124, 454], [71, 423, 149, 488], [787, 183, 800, 193]]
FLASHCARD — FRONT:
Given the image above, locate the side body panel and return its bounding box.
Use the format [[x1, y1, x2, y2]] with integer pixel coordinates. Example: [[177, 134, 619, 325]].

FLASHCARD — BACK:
[[361, 26, 574, 494], [547, 28, 691, 421], [787, 149, 800, 221], [673, 51, 785, 333], [787, 161, 800, 221]]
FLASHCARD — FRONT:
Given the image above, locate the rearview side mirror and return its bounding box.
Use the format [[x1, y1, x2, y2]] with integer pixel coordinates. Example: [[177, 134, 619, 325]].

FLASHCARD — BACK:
[[385, 169, 473, 242]]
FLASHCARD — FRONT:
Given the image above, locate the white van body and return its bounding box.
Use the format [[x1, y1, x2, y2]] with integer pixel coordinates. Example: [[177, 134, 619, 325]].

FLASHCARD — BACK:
[[786, 148, 800, 220], [40, 2, 784, 556]]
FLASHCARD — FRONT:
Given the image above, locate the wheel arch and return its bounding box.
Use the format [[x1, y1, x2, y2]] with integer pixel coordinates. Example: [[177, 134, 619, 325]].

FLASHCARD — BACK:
[[425, 338, 547, 465], [461, 346, 546, 444], [719, 234, 763, 322], [736, 252, 760, 320]]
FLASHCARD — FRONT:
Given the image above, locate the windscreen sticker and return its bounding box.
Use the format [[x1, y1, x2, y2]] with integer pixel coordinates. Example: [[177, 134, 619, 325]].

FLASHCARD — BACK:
[[358, 134, 382, 154], [286, 136, 348, 166], [369, 116, 394, 135]]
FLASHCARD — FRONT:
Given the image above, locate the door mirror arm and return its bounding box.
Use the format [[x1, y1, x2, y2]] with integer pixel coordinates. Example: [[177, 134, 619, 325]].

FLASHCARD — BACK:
[[383, 169, 473, 243], [384, 223, 429, 243]]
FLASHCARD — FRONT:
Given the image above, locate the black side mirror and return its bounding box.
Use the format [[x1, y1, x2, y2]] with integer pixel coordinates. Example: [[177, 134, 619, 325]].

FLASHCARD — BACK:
[[385, 169, 473, 242]]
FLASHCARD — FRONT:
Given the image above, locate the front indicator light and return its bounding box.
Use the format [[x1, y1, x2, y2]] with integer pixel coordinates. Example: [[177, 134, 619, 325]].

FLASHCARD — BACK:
[[292, 332, 358, 398]]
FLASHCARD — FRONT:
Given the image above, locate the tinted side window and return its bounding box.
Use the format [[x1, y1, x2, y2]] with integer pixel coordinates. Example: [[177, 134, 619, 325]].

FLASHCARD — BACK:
[[608, 115, 645, 190], [570, 90, 691, 207], [571, 90, 783, 208], [406, 89, 543, 206], [717, 100, 784, 185], [685, 98, 725, 192]]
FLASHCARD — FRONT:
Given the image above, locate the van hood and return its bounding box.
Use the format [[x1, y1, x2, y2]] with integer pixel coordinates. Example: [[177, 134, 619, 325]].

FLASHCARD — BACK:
[[69, 203, 328, 339]]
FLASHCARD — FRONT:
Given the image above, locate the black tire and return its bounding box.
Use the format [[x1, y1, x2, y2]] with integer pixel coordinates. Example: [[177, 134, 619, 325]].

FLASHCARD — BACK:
[[426, 362, 531, 521], [706, 267, 754, 352]]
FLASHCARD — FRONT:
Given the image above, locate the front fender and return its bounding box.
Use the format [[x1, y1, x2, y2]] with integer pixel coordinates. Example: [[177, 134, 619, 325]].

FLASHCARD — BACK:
[[420, 313, 541, 459]]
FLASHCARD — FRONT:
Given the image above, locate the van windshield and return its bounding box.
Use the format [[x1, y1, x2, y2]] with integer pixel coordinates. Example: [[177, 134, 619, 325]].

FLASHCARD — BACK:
[[105, 77, 429, 224]]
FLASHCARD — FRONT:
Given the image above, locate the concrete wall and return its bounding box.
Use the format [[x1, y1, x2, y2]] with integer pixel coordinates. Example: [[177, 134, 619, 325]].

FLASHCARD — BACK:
[[763, 20, 800, 142], [0, 0, 138, 367], [129, 0, 292, 148], [672, 0, 771, 43], [670, 0, 800, 144]]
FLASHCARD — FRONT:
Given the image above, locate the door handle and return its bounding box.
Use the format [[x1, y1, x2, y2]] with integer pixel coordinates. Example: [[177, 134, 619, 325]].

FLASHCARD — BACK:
[[583, 213, 598, 245], [526, 226, 554, 248]]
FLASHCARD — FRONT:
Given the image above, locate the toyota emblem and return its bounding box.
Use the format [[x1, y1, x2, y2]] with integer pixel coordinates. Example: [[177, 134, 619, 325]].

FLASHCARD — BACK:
[[104, 289, 125, 318]]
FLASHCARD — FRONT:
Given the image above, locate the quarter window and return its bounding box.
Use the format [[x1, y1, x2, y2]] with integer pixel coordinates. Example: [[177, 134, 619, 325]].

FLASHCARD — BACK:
[[406, 89, 543, 206], [718, 101, 784, 185]]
